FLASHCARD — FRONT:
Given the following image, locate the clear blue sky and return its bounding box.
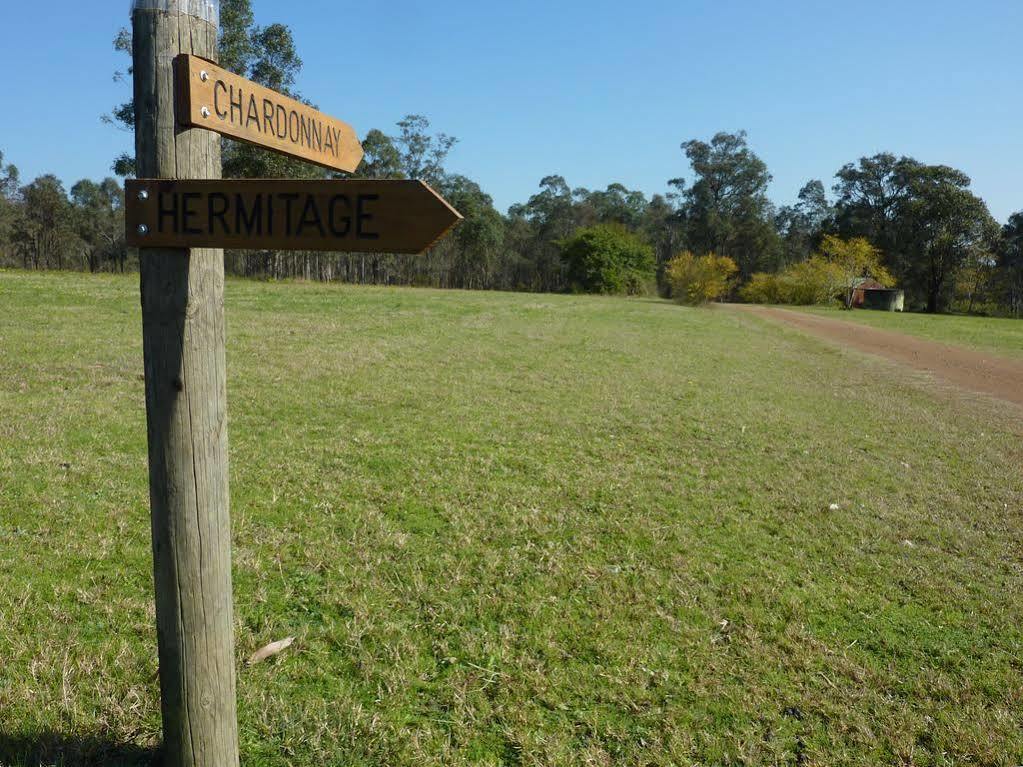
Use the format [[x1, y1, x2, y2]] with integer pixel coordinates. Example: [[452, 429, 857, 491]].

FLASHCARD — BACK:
[[1, 0, 1020, 221]]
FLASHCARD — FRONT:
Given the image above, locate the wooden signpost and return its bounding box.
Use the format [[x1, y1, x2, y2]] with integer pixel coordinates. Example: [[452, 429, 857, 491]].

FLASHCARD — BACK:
[[125, 178, 462, 253], [129, 2, 460, 766], [175, 54, 364, 172]]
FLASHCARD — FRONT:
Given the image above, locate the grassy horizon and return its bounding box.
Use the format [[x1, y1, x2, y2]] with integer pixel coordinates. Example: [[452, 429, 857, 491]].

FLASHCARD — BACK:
[[2, 270, 1022, 766]]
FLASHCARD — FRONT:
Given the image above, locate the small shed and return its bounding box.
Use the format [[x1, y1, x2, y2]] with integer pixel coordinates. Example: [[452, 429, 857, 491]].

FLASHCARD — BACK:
[[849, 278, 885, 307], [861, 288, 905, 312], [849, 278, 905, 311]]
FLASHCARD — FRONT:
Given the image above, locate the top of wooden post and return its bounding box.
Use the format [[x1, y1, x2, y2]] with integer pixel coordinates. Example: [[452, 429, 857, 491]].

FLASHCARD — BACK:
[[131, 0, 219, 24]]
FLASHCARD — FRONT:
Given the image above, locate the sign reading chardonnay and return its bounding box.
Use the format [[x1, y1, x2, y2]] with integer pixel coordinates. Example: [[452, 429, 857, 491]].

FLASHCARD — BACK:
[[175, 54, 364, 173]]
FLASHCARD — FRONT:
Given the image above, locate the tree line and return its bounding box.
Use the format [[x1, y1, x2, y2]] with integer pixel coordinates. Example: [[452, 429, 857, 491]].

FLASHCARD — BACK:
[[0, 0, 1020, 316]]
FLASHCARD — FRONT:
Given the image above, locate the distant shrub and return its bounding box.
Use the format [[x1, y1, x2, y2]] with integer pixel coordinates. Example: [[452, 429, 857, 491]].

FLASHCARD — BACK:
[[775, 256, 846, 305], [664, 251, 738, 305], [739, 256, 845, 305], [741, 236, 895, 306], [949, 299, 1007, 317], [817, 235, 894, 307], [559, 224, 655, 295], [740, 272, 781, 304]]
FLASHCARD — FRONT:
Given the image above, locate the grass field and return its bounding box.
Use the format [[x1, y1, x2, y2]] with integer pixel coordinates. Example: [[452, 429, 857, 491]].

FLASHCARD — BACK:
[[2, 270, 1022, 766], [793, 305, 1023, 358]]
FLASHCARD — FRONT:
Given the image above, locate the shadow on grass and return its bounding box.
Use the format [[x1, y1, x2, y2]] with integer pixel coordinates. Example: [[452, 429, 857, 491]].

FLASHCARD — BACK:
[[0, 732, 159, 767]]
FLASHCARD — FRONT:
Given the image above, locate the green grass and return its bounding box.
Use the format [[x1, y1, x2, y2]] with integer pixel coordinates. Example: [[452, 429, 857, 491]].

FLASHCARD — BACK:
[[2, 269, 1022, 766], [793, 304, 1023, 358]]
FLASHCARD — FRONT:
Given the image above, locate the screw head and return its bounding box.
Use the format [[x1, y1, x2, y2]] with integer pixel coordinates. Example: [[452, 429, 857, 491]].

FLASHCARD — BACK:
[[137, 224, 149, 236], [137, 189, 149, 201], [201, 106, 211, 118], [200, 70, 209, 82]]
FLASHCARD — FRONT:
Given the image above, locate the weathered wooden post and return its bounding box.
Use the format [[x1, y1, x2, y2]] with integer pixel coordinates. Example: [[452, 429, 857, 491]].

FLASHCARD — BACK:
[[131, 1, 240, 765], [124, 4, 459, 759]]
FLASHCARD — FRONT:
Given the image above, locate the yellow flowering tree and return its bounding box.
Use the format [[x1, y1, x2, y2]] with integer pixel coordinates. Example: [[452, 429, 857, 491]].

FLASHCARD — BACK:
[[665, 252, 739, 305], [817, 235, 894, 307]]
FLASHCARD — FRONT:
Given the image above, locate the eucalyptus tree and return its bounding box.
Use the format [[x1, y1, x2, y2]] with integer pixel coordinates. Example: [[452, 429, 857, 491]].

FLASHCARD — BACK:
[[16, 175, 79, 270], [832, 153, 918, 261], [899, 166, 997, 312], [999, 213, 1023, 317], [354, 130, 404, 180], [775, 180, 834, 266], [70, 178, 126, 272], [576, 183, 649, 229], [437, 174, 505, 290], [394, 115, 457, 186], [639, 193, 685, 273], [0, 150, 20, 265], [675, 131, 781, 275], [834, 154, 997, 311], [506, 175, 578, 291]]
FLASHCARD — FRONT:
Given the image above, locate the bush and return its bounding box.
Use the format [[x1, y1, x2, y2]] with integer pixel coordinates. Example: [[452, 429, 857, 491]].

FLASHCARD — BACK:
[[664, 251, 738, 305], [740, 256, 846, 305], [739, 236, 895, 306], [775, 256, 846, 305], [817, 234, 893, 307], [740, 272, 781, 304], [559, 224, 655, 295]]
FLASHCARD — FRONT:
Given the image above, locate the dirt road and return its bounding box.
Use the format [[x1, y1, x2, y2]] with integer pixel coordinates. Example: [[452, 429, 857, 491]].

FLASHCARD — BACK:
[[730, 305, 1023, 408]]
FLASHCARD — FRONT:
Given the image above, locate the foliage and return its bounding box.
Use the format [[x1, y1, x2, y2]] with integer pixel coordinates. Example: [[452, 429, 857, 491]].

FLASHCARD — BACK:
[[218, 0, 257, 74], [953, 243, 999, 315], [664, 251, 738, 305], [436, 175, 505, 290], [832, 153, 913, 256], [816, 234, 894, 307], [775, 180, 833, 267], [742, 258, 846, 306], [69, 179, 126, 272], [502, 177, 680, 293], [775, 256, 847, 305], [998, 213, 1023, 317], [14, 175, 81, 271], [0, 162, 127, 272], [579, 182, 649, 229], [818, 234, 892, 284], [738, 236, 883, 307], [900, 165, 998, 312], [639, 193, 686, 272], [248, 23, 301, 95], [350, 115, 457, 185], [507, 176, 578, 291], [0, 150, 18, 198], [394, 115, 457, 187], [559, 224, 655, 295], [0, 150, 20, 262], [356, 129, 405, 180], [833, 154, 998, 312], [673, 131, 782, 276], [739, 272, 782, 304]]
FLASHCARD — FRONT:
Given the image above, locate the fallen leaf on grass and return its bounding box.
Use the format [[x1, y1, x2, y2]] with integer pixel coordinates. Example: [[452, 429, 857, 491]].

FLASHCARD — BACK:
[[246, 637, 295, 666]]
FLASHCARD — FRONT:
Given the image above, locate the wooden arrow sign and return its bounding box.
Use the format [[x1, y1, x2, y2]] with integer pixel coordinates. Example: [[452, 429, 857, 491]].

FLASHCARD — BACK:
[[125, 179, 462, 254], [175, 54, 364, 173]]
